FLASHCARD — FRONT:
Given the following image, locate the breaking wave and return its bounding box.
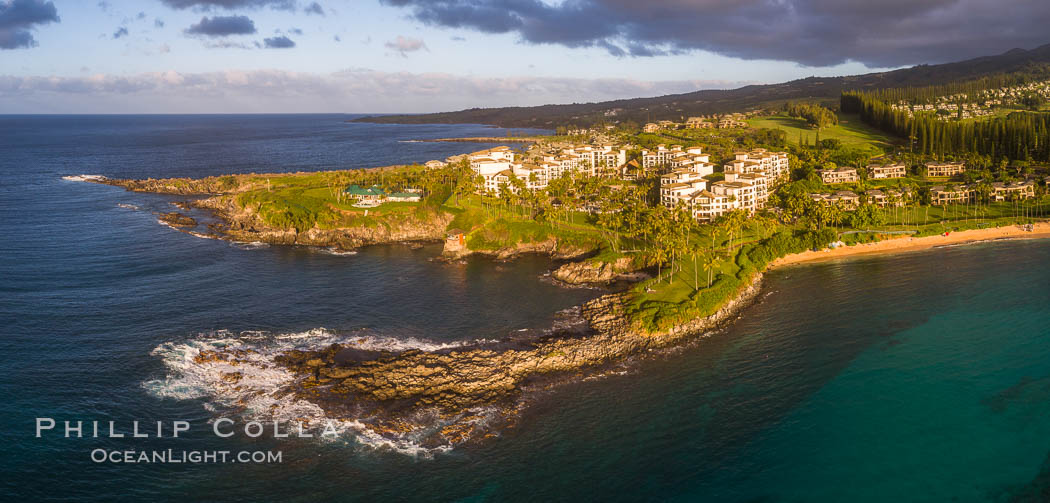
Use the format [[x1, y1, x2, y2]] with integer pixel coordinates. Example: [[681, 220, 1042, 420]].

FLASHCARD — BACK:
[[231, 241, 269, 250], [318, 247, 358, 256], [143, 328, 488, 457], [62, 174, 106, 182]]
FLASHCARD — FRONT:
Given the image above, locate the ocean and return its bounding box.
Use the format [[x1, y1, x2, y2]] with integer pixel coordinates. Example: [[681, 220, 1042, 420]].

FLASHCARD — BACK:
[[2, 114, 1050, 502]]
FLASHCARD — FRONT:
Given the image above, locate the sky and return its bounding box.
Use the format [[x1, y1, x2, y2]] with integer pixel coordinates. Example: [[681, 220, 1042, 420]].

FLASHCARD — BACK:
[[1, 0, 1049, 114]]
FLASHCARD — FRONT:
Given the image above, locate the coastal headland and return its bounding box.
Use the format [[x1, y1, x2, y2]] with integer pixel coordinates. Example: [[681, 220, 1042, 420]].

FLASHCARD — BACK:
[[83, 166, 1050, 448]]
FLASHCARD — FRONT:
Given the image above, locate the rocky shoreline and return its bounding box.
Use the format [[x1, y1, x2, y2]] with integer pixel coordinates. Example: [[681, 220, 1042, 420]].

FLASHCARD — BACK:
[[264, 272, 764, 447]]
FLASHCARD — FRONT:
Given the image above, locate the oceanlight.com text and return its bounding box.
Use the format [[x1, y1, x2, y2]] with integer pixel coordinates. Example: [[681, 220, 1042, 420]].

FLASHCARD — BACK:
[[90, 449, 283, 464]]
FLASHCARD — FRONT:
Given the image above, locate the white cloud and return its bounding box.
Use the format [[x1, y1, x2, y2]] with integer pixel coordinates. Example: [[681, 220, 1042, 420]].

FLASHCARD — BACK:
[[0, 69, 748, 113], [384, 35, 425, 56]]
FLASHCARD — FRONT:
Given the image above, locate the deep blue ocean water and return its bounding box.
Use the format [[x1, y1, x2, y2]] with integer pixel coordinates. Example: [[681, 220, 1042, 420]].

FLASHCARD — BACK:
[[3, 115, 1050, 502]]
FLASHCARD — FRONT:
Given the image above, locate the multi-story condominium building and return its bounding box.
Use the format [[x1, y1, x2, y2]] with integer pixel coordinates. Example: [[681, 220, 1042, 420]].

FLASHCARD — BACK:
[[483, 169, 514, 194], [727, 172, 770, 208], [641, 144, 680, 169], [724, 149, 790, 181], [660, 180, 708, 209], [690, 190, 735, 221], [991, 180, 1036, 201], [809, 191, 861, 210], [642, 145, 715, 173], [930, 185, 975, 204], [817, 167, 859, 184], [864, 189, 904, 207], [868, 163, 907, 179], [569, 144, 627, 174], [685, 117, 713, 129], [661, 168, 707, 186], [717, 118, 748, 129], [925, 162, 966, 177], [469, 147, 516, 176]]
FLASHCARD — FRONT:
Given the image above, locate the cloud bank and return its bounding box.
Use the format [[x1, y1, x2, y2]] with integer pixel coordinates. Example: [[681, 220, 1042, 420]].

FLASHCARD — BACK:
[[160, 0, 294, 10], [379, 0, 1050, 67], [0, 69, 745, 113], [185, 15, 256, 37], [0, 0, 59, 50]]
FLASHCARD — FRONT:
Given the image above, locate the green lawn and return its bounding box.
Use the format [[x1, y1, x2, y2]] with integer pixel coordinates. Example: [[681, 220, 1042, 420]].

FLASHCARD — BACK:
[[748, 113, 899, 151]]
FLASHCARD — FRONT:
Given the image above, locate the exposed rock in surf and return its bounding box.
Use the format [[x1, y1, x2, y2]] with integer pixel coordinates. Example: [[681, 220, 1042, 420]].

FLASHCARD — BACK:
[[159, 212, 197, 228], [551, 256, 642, 285]]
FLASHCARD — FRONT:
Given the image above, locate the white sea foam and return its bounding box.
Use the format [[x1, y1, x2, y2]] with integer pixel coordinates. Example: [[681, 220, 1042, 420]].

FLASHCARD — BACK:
[[117, 203, 140, 210], [231, 241, 270, 250], [62, 174, 106, 182], [188, 231, 219, 240], [319, 247, 358, 256], [144, 328, 492, 457]]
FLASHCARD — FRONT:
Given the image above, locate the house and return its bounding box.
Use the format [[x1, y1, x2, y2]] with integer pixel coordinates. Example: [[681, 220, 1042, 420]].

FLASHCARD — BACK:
[[424, 160, 447, 170], [925, 162, 966, 177], [621, 159, 643, 180], [345, 185, 387, 207], [868, 163, 907, 179], [817, 167, 859, 184], [643, 123, 661, 133]]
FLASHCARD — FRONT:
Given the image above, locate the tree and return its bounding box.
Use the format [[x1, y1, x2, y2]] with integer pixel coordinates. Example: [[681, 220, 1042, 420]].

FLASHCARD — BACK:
[[702, 253, 720, 288]]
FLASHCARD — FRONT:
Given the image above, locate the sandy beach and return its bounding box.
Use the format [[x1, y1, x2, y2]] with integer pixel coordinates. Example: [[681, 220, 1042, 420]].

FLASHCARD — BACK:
[[771, 222, 1050, 267]]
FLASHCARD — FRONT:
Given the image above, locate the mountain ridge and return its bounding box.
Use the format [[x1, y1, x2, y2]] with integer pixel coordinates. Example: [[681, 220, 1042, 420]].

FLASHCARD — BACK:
[[353, 43, 1050, 128]]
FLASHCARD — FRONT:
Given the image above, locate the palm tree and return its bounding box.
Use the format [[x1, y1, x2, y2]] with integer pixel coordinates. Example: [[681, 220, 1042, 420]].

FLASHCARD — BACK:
[[702, 253, 720, 288]]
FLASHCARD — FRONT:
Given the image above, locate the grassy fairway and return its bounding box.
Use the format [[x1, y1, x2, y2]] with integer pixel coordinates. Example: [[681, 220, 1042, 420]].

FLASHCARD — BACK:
[[748, 112, 899, 151]]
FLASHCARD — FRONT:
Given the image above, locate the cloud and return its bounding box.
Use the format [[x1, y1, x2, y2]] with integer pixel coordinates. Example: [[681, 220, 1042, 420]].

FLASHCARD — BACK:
[[0, 68, 746, 113], [204, 39, 251, 48], [378, 0, 1050, 68], [333, 34, 340, 42], [159, 0, 294, 10], [288, 27, 302, 35], [0, 0, 60, 50], [155, 18, 165, 28], [304, 2, 324, 16], [185, 15, 256, 37], [136, 11, 146, 20], [262, 35, 295, 48], [384, 35, 425, 56], [112, 26, 128, 39]]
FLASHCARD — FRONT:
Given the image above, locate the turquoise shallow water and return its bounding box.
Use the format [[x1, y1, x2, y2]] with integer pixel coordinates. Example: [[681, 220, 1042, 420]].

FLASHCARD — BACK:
[[4, 115, 1050, 501]]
